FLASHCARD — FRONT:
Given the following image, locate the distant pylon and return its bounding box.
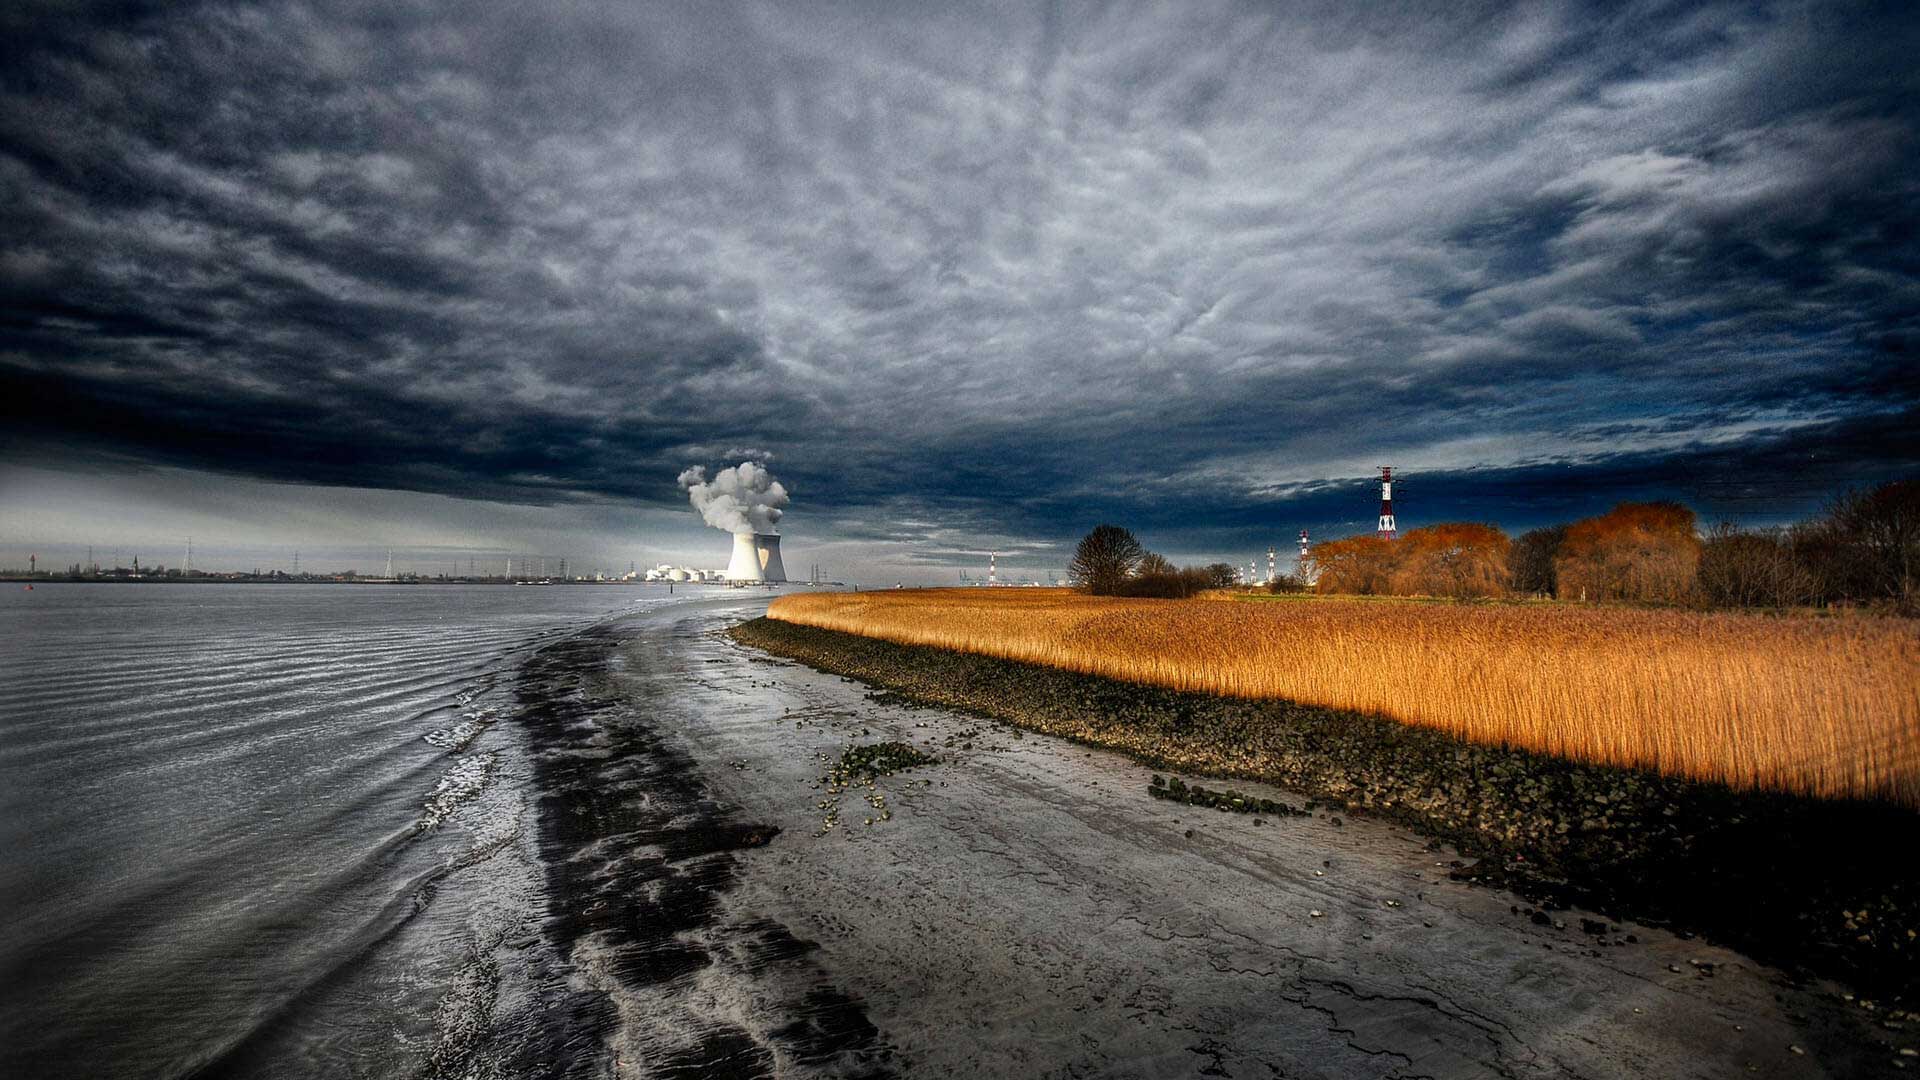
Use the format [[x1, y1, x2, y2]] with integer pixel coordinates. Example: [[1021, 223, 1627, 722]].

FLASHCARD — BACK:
[[1267, 547, 1276, 584], [1377, 466, 1397, 540], [989, 551, 998, 585], [385, 548, 393, 578]]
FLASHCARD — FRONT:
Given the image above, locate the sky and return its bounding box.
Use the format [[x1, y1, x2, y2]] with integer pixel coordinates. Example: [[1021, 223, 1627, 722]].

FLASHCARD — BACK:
[[2, 0, 1916, 581]]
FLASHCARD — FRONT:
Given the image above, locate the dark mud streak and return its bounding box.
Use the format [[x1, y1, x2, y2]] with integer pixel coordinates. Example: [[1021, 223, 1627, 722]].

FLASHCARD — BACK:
[[733, 617, 1920, 1004], [510, 621, 893, 1079]]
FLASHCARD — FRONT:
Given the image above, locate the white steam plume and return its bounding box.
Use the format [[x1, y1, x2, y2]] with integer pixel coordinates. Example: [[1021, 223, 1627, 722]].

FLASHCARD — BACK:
[[677, 461, 789, 535]]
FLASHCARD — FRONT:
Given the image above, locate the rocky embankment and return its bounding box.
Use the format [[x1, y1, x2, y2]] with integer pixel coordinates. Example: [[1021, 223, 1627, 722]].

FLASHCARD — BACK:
[[731, 617, 1920, 1006]]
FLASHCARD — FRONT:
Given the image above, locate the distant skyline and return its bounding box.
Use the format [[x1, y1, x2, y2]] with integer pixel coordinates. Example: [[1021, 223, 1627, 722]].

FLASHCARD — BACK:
[[3, 2, 1916, 581]]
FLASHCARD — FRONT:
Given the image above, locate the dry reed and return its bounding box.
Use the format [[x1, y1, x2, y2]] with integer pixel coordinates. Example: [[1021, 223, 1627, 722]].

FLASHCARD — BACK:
[[768, 589, 1920, 806]]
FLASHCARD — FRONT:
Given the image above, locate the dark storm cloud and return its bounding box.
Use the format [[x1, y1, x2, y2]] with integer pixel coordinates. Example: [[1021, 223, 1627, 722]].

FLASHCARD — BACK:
[[3, 0, 1917, 553]]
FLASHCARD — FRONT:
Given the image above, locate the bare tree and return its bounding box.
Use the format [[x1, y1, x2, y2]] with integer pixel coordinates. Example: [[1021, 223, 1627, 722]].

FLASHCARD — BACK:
[[1311, 535, 1395, 595], [1554, 502, 1699, 604], [1068, 525, 1146, 595], [1204, 563, 1241, 589], [1509, 525, 1567, 597], [1266, 572, 1307, 593], [1698, 523, 1815, 609], [1136, 551, 1176, 577], [1388, 522, 1509, 598], [1828, 479, 1920, 608]]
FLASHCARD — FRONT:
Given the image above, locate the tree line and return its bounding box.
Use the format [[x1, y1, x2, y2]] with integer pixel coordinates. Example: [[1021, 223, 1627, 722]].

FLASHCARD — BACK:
[[1066, 524, 1241, 598], [1069, 478, 1918, 611]]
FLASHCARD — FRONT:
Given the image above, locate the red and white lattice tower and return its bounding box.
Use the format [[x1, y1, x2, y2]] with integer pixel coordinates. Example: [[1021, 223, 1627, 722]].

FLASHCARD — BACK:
[[1377, 466, 1397, 540]]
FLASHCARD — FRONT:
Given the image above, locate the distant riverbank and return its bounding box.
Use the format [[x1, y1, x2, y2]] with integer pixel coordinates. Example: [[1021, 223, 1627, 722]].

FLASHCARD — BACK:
[[0, 575, 736, 587], [732, 616, 1920, 1004]]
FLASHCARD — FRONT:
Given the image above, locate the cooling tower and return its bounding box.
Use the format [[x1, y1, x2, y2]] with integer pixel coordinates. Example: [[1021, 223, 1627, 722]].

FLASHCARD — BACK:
[[725, 532, 787, 582], [754, 533, 786, 582], [726, 532, 761, 581]]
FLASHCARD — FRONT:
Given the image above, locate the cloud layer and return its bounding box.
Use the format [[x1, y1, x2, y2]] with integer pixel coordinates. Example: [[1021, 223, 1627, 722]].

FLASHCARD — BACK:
[[3, 0, 1916, 560]]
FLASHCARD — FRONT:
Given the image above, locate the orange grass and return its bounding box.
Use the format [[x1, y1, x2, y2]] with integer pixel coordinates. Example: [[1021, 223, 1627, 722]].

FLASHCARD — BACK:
[[768, 589, 1920, 806]]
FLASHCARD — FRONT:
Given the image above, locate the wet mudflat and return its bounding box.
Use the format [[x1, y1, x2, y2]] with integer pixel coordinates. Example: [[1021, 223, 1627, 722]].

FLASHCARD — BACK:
[[577, 602, 1902, 1078], [510, 612, 893, 1079]]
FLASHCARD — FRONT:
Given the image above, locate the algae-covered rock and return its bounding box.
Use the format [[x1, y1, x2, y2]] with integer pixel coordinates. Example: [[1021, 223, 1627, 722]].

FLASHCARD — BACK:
[[835, 740, 936, 779]]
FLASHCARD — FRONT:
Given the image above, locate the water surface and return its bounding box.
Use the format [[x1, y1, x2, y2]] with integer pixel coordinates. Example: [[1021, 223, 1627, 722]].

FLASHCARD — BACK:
[[0, 583, 699, 1077]]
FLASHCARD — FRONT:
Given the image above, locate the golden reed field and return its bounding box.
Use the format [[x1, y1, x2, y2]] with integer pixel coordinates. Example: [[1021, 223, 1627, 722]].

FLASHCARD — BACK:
[[768, 589, 1920, 806]]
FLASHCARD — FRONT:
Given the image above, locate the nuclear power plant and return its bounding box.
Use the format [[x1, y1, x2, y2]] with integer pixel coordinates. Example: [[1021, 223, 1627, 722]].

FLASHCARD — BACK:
[[725, 532, 787, 583], [677, 460, 794, 585]]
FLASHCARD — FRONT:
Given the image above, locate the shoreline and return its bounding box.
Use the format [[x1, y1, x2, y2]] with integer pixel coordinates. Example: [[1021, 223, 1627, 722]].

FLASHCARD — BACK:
[[731, 616, 1920, 1004], [507, 616, 894, 1077]]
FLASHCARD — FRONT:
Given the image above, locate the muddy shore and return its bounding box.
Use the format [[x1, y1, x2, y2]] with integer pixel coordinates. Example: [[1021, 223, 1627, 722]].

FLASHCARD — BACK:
[[474, 597, 1915, 1076], [511, 619, 894, 1077], [731, 616, 1920, 1005]]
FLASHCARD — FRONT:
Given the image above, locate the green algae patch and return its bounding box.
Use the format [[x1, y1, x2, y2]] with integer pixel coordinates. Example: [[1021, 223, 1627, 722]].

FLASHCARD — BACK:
[[835, 741, 937, 783], [1148, 774, 1311, 817], [810, 741, 938, 837]]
